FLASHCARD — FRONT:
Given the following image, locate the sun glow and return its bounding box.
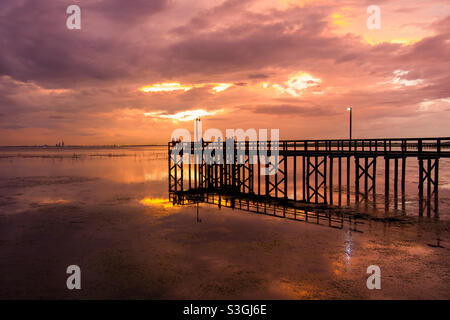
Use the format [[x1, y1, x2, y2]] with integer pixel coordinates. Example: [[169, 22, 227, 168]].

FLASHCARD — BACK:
[[391, 70, 424, 87], [140, 82, 232, 94], [377, 70, 424, 88], [144, 108, 222, 122], [331, 13, 347, 26], [140, 197, 172, 208], [389, 38, 419, 45], [363, 35, 421, 46], [212, 83, 233, 93], [140, 83, 193, 93], [271, 72, 322, 97]]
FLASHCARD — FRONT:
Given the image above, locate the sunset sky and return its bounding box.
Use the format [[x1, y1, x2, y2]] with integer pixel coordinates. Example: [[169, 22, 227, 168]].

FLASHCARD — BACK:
[[0, 0, 449, 145]]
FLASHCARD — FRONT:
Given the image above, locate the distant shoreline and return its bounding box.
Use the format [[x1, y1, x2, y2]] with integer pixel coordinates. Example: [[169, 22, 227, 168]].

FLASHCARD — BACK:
[[0, 144, 167, 148]]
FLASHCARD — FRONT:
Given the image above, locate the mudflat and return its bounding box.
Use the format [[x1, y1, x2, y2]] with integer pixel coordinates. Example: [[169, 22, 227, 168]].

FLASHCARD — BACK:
[[0, 148, 449, 299]]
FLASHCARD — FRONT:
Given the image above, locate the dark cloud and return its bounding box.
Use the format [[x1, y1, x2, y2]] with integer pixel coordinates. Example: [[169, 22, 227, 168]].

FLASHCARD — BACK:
[[252, 104, 336, 117], [0, 0, 449, 144], [0, 0, 169, 87], [248, 73, 269, 79], [88, 0, 169, 23]]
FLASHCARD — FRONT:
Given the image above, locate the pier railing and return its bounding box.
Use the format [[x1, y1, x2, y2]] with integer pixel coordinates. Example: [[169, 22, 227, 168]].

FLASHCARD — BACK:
[[280, 137, 450, 156], [170, 137, 450, 157]]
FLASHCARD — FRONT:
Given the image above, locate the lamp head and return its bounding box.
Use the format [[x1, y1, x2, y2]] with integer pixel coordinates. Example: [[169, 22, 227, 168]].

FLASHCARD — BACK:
[[347, 107, 352, 111]]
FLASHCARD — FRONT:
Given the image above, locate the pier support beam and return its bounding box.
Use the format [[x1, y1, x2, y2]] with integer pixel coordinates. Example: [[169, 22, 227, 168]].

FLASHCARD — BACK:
[[266, 155, 287, 198], [418, 157, 439, 216], [354, 156, 376, 203], [168, 147, 183, 192], [306, 155, 327, 204], [346, 156, 351, 203], [329, 156, 333, 205]]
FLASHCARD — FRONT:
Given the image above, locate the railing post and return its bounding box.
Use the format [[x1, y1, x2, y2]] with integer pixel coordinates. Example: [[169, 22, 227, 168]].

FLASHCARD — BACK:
[[385, 157, 390, 209], [293, 142, 297, 201], [418, 157, 424, 212], [329, 156, 333, 205], [168, 142, 172, 192], [355, 157, 360, 203]]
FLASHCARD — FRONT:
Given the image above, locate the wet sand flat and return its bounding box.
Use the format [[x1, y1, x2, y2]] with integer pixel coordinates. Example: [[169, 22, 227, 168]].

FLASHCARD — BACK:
[[0, 148, 449, 299]]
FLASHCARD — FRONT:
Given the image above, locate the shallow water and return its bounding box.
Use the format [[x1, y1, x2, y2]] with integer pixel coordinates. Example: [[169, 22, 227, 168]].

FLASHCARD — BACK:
[[0, 146, 449, 299], [1, 145, 449, 219]]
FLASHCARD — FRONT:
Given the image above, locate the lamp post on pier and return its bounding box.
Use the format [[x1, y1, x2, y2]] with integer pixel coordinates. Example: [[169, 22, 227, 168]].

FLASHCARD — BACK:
[[347, 107, 352, 140]]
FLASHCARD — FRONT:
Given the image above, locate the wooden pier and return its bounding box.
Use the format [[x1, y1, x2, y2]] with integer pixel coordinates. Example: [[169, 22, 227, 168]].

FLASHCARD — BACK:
[[169, 137, 450, 215]]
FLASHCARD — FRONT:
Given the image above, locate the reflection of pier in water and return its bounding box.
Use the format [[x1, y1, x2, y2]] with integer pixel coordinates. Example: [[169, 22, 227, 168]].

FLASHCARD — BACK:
[[169, 190, 364, 232], [169, 138, 450, 218]]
